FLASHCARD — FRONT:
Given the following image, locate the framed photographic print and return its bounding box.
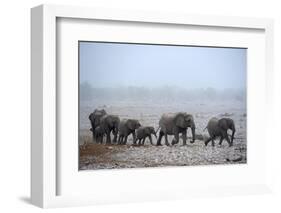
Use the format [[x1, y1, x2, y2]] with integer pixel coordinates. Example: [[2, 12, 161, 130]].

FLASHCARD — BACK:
[[31, 4, 274, 208], [78, 41, 247, 170]]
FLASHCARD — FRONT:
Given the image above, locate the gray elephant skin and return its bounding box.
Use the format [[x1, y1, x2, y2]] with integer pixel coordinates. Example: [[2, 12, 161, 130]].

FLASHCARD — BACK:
[[205, 117, 236, 147], [157, 112, 196, 146], [135, 126, 157, 145], [88, 109, 107, 142], [90, 126, 104, 144], [99, 114, 120, 144], [118, 119, 141, 145]]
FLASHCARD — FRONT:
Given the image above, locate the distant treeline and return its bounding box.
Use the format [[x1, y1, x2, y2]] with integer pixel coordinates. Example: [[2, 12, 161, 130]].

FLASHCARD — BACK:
[[80, 82, 246, 102]]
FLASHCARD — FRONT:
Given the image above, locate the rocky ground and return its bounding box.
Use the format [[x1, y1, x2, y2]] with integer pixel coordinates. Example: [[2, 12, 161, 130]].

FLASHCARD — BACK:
[[79, 136, 246, 170]]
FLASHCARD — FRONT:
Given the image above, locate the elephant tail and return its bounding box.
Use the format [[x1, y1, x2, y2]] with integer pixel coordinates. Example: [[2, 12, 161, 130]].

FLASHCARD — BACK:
[[203, 126, 207, 131]]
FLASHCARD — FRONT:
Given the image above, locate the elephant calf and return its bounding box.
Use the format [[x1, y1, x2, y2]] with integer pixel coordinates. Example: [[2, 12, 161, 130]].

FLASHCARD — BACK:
[[118, 119, 141, 145], [135, 126, 157, 145], [204, 117, 236, 147], [90, 126, 104, 144]]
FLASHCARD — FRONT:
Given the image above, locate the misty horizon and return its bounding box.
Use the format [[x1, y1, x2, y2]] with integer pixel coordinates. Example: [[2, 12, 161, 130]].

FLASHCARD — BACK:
[[79, 42, 247, 91], [80, 82, 246, 102], [80, 81, 246, 91]]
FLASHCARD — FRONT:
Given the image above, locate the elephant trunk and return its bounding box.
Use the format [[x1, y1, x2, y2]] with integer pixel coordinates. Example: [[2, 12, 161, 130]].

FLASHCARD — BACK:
[[90, 127, 95, 142], [190, 121, 196, 143], [231, 125, 236, 145]]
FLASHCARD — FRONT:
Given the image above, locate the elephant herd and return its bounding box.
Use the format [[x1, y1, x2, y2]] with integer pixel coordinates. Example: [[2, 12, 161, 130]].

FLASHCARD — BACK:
[[88, 109, 236, 147]]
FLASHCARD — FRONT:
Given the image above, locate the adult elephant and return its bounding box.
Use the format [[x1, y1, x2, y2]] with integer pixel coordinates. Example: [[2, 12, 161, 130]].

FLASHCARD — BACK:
[[204, 117, 235, 147], [118, 119, 141, 145], [156, 112, 196, 146], [99, 114, 120, 144], [88, 109, 107, 142]]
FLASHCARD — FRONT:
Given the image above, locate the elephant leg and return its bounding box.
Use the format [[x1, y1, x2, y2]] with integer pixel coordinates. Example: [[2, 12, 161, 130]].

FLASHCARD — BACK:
[[100, 135, 104, 144], [205, 136, 214, 146], [117, 135, 121, 144], [164, 133, 169, 146], [171, 133, 179, 145], [93, 131, 96, 143], [157, 130, 164, 146], [105, 132, 111, 144], [112, 132, 118, 143], [222, 132, 232, 147], [96, 134, 99, 144], [124, 135, 128, 145], [140, 137, 144, 145], [211, 139, 215, 147], [133, 137, 137, 145], [182, 130, 187, 146], [132, 132, 136, 144], [120, 136, 124, 145], [141, 138, 145, 145], [218, 136, 224, 146], [148, 135, 153, 145], [119, 135, 124, 145]]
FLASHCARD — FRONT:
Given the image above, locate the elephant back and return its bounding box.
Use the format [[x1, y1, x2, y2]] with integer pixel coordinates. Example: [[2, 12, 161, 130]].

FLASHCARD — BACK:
[[119, 118, 141, 133], [159, 112, 190, 130], [100, 114, 120, 129], [207, 117, 220, 136], [159, 113, 175, 126]]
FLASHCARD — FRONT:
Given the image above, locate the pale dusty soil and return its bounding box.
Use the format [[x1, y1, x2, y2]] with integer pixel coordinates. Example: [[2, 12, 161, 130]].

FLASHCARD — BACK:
[[79, 100, 247, 170]]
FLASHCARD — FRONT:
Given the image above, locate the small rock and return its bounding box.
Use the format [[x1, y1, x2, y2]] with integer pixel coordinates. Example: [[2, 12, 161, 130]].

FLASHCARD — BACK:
[[232, 156, 243, 162], [226, 156, 243, 162]]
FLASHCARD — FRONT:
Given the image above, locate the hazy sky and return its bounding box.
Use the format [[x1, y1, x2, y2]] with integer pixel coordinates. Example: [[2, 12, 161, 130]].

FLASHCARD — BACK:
[[79, 42, 246, 90]]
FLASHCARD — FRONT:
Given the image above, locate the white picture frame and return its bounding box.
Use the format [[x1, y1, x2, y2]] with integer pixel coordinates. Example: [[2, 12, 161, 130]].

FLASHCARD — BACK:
[[31, 4, 274, 208]]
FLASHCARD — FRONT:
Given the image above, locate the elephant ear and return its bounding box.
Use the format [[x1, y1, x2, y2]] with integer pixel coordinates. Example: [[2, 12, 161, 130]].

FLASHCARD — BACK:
[[113, 116, 120, 126], [218, 119, 228, 130], [127, 119, 136, 130], [175, 113, 186, 128], [105, 115, 113, 127], [185, 115, 192, 124], [89, 113, 93, 121], [108, 116, 119, 128], [149, 127, 155, 134], [144, 127, 151, 135], [227, 119, 235, 131]]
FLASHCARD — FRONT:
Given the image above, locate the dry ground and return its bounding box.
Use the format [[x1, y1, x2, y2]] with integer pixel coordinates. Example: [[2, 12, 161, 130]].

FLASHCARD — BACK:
[[79, 132, 246, 170]]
